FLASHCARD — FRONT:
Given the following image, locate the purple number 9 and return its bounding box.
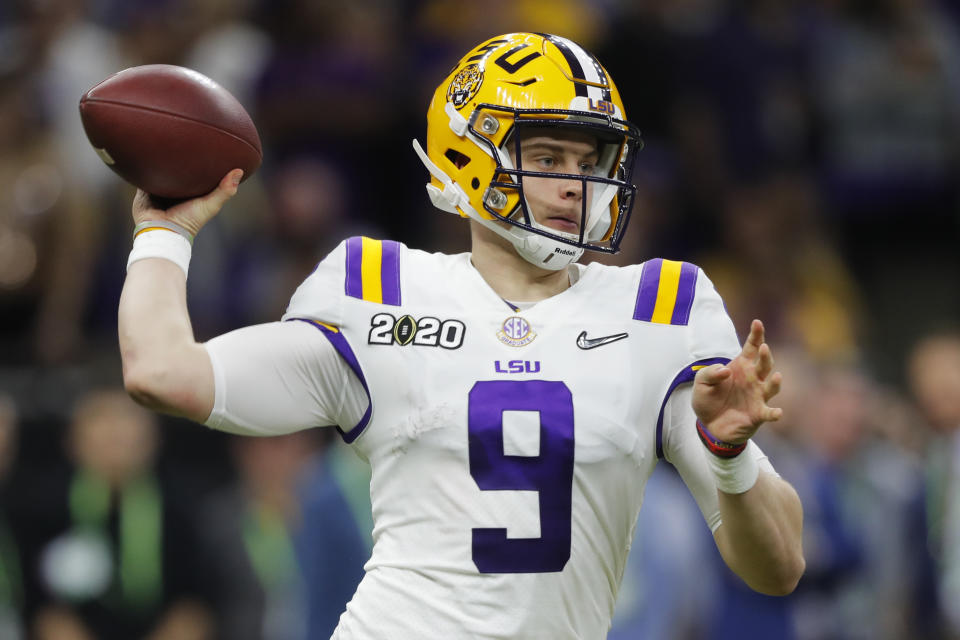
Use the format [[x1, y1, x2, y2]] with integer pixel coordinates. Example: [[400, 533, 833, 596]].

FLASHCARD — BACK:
[[468, 380, 574, 573]]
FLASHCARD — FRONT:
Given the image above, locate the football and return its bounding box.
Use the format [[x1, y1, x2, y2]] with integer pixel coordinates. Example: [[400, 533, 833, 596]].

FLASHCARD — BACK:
[[79, 64, 262, 200]]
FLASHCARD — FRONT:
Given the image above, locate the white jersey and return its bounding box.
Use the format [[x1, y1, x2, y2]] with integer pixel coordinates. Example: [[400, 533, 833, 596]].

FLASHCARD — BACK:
[[206, 237, 775, 639]]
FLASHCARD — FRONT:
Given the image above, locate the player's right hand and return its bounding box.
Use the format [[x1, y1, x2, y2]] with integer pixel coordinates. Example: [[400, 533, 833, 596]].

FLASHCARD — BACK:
[[132, 168, 243, 237]]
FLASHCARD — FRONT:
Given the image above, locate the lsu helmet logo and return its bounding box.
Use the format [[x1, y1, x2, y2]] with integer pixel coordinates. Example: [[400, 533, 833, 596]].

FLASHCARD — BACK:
[[588, 98, 616, 115], [447, 63, 483, 109]]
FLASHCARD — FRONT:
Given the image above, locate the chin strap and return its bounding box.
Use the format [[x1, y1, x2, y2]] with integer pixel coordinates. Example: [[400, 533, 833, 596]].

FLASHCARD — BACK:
[[513, 230, 584, 271]]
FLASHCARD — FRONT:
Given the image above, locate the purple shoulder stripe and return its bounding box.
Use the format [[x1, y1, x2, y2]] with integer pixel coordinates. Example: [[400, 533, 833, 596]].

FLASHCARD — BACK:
[[380, 240, 402, 306], [670, 262, 698, 325], [655, 357, 730, 460], [344, 236, 364, 300], [344, 236, 402, 306], [289, 318, 372, 444], [633, 259, 699, 326], [633, 258, 663, 322]]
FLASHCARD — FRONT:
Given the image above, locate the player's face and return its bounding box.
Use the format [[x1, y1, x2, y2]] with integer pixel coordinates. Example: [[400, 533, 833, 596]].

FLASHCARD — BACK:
[[510, 129, 600, 235]]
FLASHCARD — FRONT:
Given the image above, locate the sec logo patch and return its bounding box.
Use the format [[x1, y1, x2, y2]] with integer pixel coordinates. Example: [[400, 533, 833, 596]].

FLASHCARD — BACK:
[[497, 316, 536, 347]]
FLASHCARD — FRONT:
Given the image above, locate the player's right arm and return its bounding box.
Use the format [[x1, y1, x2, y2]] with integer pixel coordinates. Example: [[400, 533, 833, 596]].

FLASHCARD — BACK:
[[120, 170, 365, 435], [118, 170, 243, 422], [119, 248, 214, 421]]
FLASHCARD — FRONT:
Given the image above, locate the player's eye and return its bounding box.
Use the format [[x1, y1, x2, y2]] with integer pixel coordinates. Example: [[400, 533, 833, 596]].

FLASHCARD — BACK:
[[534, 156, 556, 169], [579, 161, 597, 175]]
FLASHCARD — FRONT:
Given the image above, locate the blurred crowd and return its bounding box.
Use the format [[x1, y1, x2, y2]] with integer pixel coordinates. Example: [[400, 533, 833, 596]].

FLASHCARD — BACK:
[[1, 0, 959, 638]]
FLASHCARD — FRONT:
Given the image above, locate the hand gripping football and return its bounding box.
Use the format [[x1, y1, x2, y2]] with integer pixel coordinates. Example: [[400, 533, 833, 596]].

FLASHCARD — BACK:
[[79, 64, 262, 199]]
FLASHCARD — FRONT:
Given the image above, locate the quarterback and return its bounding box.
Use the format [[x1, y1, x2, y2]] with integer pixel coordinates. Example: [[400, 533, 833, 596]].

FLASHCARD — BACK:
[[118, 33, 804, 639]]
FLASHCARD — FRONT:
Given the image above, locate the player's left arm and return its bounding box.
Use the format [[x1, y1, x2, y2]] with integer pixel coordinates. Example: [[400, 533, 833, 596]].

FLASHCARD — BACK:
[[693, 319, 805, 596]]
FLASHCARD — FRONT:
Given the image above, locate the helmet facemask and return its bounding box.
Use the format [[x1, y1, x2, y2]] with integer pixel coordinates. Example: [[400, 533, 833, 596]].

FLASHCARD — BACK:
[[473, 108, 641, 268]]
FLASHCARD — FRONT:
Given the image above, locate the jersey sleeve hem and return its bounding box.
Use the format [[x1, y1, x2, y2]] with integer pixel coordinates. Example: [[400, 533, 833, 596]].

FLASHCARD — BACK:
[[203, 342, 227, 430], [287, 318, 372, 443], [655, 357, 731, 459]]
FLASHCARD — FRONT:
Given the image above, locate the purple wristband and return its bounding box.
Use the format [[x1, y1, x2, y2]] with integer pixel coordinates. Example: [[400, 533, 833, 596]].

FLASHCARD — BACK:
[[696, 420, 747, 459]]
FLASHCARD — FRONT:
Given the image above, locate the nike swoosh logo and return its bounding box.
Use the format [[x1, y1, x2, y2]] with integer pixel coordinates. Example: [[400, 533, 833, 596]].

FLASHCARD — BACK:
[[576, 331, 629, 350]]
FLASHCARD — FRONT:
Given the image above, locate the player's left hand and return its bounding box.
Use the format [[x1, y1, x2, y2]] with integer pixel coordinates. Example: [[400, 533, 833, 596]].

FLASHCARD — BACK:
[[692, 319, 783, 445]]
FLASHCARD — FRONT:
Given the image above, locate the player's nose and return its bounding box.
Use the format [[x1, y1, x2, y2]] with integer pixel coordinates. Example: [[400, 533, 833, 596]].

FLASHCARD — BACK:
[[558, 174, 583, 200]]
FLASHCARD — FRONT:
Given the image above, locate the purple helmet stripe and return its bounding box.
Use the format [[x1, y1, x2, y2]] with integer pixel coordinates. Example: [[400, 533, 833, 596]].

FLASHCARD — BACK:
[[537, 33, 588, 98], [539, 33, 612, 103]]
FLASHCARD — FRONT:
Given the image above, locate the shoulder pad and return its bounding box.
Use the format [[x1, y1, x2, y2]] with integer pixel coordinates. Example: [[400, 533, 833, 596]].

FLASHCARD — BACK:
[[343, 236, 403, 306], [632, 258, 699, 325]]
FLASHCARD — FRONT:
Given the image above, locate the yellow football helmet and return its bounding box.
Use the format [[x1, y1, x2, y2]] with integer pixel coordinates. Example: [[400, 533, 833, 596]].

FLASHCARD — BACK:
[[413, 32, 642, 269]]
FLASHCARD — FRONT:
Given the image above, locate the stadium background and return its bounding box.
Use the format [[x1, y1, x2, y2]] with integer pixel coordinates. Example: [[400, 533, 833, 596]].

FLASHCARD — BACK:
[[0, 0, 959, 638]]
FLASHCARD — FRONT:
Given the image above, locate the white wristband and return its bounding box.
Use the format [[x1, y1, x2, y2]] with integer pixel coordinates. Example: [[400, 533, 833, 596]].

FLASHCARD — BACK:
[[705, 441, 760, 494], [127, 228, 192, 278]]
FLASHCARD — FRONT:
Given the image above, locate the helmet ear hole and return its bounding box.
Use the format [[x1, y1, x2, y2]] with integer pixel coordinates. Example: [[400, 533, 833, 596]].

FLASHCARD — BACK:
[[444, 149, 471, 169], [471, 178, 480, 190]]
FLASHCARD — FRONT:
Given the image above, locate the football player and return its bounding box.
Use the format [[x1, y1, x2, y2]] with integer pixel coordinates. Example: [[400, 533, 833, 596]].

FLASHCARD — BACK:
[[118, 33, 804, 639]]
